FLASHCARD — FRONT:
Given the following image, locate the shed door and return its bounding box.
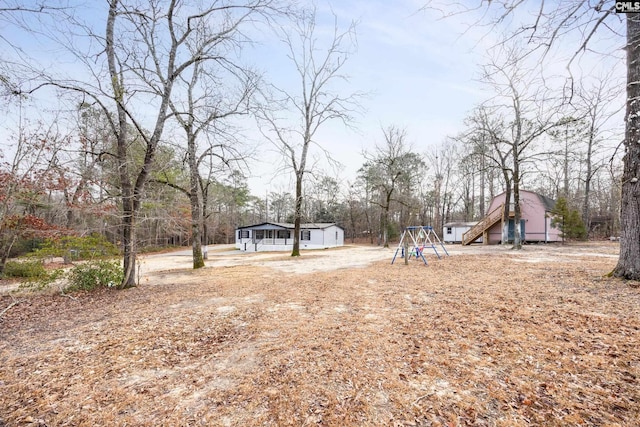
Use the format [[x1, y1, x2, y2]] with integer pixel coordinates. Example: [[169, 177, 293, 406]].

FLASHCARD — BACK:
[[508, 219, 526, 241]]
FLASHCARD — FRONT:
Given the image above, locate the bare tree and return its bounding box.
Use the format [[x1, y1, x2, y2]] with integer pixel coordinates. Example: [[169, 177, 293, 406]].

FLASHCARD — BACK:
[[344, 180, 366, 243], [546, 118, 584, 200], [168, 53, 258, 268], [104, 0, 272, 286], [268, 190, 294, 222], [427, 1, 639, 277], [466, 106, 514, 244], [479, 42, 569, 248], [360, 126, 426, 248], [48, 103, 116, 231], [0, 105, 65, 271], [257, 6, 360, 256], [573, 76, 622, 235], [426, 140, 457, 233], [3, 1, 281, 287], [456, 128, 495, 220], [351, 176, 376, 244]]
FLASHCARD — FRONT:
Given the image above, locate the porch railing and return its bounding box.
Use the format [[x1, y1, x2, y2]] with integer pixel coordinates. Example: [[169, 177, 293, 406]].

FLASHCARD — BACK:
[[252, 238, 291, 251]]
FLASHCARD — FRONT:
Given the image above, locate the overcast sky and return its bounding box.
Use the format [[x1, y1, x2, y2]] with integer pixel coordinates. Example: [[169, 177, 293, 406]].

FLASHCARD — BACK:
[[244, 0, 491, 196], [0, 1, 625, 198], [246, 0, 629, 197]]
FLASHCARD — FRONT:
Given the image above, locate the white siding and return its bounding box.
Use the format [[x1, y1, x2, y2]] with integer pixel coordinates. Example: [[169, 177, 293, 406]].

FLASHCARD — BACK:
[[235, 229, 252, 250], [300, 225, 343, 249], [236, 224, 344, 252], [443, 223, 482, 244]]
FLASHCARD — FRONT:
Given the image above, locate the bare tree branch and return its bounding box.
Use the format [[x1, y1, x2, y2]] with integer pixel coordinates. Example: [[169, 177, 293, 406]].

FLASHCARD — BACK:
[[256, 5, 361, 256]]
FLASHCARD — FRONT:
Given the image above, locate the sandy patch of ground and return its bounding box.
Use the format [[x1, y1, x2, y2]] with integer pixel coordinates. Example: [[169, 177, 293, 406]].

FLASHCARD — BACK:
[[137, 241, 620, 279], [139, 245, 395, 277], [1, 241, 638, 427]]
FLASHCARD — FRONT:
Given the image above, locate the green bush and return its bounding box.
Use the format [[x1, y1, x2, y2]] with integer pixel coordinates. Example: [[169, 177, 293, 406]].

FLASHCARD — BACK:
[[30, 234, 120, 261], [19, 267, 65, 292], [66, 260, 124, 292], [3, 260, 47, 278], [551, 197, 587, 240], [9, 238, 43, 258]]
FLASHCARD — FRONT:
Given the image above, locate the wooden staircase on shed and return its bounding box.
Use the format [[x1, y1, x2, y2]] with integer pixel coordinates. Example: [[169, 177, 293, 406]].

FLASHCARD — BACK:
[[461, 203, 505, 245]]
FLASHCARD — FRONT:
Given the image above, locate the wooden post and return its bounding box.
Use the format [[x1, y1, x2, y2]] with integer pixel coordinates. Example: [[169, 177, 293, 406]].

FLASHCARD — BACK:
[[404, 239, 409, 265]]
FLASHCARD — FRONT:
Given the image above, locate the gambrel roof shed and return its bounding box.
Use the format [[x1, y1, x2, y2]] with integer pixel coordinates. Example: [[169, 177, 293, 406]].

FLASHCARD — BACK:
[[462, 190, 561, 245]]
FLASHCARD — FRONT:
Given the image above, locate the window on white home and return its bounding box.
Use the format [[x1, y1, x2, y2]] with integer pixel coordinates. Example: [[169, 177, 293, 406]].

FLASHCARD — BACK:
[[240, 230, 249, 238], [301, 230, 311, 240], [277, 230, 291, 239], [446, 227, 452, 234]]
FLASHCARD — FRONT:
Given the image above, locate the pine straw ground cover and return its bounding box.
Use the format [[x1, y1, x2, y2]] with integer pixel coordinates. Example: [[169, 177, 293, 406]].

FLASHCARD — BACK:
[[1, 243, 639, 426]]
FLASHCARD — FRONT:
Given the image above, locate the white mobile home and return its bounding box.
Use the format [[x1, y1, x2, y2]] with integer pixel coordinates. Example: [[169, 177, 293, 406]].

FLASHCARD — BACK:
[[236, 222, 344, 252]]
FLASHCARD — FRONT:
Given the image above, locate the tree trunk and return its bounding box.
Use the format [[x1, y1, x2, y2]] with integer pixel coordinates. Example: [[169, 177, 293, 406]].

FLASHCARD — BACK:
[[188, 135, 204, 269], [119, 202, 136, 289], [512, 149, 523, 249], [382, 207, 390, 248], [107, 0, 136, 289], [349, 201, 356, 244], [66, 207, 75, 230], [563, 127, 570, 198], [201, 180, 210, 245], [479, 149, 486, 218], [434, 175, 442, 234], [582, 120, 596, 234], [292, 173, 302, 257], [365, 186, 374, 244], [501, 173, 512, 246], [613, 13, 640, 280], [513, 175, 522, 250], [382, 190, 392, 248], [0, 234, 18, 275]]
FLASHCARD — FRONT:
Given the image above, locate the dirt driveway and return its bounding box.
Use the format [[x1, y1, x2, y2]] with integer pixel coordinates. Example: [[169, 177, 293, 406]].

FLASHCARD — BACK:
[[137, 241, 620, 278], [138, 244, 395, 276]]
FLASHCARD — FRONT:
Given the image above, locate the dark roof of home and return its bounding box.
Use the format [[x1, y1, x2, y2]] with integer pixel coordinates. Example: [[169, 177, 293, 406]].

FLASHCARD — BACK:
[[236, 222, 342, 230], [536, 193, 556, 211]]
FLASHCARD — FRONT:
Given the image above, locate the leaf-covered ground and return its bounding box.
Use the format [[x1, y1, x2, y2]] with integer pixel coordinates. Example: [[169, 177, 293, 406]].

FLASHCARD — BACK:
[[1, 242, 639, 426]]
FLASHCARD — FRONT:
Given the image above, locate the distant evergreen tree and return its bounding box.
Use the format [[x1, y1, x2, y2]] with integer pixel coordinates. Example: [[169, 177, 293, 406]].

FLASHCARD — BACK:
[[551, 197, 587, 241]]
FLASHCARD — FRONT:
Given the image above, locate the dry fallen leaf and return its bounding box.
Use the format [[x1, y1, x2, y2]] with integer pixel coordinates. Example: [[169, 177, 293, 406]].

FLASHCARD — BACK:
[[0, 242, 638, 427]]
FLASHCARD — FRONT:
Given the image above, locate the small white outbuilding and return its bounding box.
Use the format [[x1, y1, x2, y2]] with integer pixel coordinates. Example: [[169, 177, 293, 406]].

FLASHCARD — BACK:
[[442, 221, 481, 244]]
